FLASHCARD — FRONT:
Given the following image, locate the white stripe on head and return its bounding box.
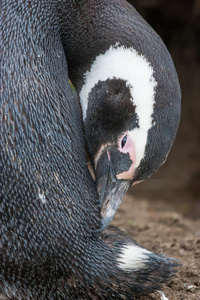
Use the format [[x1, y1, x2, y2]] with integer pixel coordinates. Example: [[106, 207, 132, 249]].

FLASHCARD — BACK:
[[117, 244, 151, 271], [80, 45, 157, 169]]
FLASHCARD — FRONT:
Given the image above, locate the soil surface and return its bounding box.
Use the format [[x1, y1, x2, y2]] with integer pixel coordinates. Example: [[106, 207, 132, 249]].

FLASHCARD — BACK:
[[112, 191, 200, 300]]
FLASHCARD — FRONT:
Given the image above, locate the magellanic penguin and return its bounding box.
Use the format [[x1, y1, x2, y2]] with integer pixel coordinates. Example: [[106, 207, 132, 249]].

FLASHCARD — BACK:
[[1, 1, 180, 299], [64, 0, 181, 229]]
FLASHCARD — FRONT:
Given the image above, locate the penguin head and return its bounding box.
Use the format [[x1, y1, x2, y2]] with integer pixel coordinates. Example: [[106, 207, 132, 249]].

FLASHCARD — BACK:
[[78, 45, 181, 230]]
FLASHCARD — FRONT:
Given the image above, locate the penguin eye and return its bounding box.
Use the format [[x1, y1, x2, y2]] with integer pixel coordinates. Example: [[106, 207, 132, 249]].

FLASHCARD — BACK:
[[121, 135, 127, 148]]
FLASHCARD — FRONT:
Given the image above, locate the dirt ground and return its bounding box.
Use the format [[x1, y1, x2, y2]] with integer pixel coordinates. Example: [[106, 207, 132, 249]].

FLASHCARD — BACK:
[[112, 192, 200, 300]]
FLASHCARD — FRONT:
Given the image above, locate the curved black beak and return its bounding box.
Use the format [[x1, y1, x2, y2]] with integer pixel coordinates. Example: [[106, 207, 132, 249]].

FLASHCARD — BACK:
[[96, 151, 130, 231]]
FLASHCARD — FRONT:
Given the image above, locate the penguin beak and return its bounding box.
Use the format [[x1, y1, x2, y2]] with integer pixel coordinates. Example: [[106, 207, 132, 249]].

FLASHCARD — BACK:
[[95, 151, 130, 231]]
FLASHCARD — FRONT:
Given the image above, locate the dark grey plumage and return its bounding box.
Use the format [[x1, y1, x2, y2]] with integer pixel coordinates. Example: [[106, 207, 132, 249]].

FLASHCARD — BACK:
[[0, 1, 180, 299]]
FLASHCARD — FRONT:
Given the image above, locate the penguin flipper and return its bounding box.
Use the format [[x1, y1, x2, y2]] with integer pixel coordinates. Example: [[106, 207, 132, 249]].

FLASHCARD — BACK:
[[60, 226, 180, 299], [100, 226, 180, 298]]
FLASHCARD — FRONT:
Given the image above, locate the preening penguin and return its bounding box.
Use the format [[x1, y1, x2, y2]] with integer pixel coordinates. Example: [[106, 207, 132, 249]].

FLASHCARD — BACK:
[[64, 0, 181, 229], [1, 0, 180, 299]]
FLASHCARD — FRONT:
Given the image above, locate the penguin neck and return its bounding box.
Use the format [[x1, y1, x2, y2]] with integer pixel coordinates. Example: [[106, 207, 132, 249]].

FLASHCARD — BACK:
[[61, 0, 175, 86], [61, 0, 146, 91], [61, 0, 167, 108]]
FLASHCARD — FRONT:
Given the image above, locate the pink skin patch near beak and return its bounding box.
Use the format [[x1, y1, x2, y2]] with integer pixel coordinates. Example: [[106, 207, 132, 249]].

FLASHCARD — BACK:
[[116, 132, 136, 180]]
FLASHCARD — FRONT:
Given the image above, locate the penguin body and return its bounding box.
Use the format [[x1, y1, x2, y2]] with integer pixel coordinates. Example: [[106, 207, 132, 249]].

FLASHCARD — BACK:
[[1, 1, 180, 299]]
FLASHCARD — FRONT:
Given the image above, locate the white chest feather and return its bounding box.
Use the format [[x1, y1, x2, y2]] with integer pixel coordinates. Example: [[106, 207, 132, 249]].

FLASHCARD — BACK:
[[117, 244, 151, 270]]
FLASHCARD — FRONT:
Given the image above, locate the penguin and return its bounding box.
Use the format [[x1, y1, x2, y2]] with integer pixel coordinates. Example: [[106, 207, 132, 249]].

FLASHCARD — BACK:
[[63, 0, 181, 229], [1, 1, 180, 299]]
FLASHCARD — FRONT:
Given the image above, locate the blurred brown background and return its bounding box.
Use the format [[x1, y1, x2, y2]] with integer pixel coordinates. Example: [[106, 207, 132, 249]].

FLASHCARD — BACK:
[[127, 0, 200, 219]]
